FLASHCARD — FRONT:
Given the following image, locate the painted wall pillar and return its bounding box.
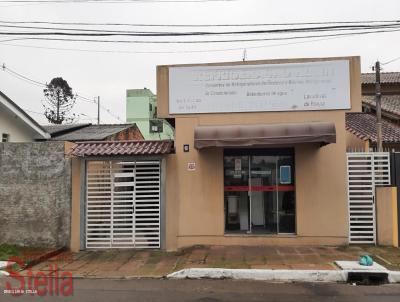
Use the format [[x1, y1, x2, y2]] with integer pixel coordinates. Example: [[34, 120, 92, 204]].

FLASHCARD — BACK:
[[376, 186, 399, 247]]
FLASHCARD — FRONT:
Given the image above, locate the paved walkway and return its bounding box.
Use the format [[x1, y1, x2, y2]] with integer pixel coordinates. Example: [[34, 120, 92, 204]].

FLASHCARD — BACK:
[[19, 245, 398, 278]]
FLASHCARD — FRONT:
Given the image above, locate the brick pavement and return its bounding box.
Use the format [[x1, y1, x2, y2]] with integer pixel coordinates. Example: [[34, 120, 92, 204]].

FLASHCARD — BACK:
[[19, 245, 398, 278]]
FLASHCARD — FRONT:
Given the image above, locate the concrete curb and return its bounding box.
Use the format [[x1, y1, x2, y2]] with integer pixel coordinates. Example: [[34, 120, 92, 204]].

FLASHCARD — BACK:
[[389, 271, 400, 283], [167, 268, 347, 283], [0, 271, 10, 277], [167, 268, 400, 283]]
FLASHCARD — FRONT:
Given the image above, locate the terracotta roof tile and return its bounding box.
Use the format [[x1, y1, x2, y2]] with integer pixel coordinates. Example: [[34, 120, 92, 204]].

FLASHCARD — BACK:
[[363, 95, 400, 117], [346, 112, 400, 143], [71, 140, 174, 157], [362, 72, 400, 84]]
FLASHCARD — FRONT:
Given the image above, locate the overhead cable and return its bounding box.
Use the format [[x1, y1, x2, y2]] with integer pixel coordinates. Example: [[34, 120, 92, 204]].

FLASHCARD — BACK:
[[1, 27, 399, 43], [0, 19, 399, 27]]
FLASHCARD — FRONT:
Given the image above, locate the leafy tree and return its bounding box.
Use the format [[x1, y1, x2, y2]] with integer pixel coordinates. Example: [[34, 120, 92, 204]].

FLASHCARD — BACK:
[[43, 77, 76, 124]]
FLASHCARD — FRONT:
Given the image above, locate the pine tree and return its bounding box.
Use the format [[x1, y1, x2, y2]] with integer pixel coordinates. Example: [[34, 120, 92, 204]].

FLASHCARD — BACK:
[[43, 77, 76, 124]]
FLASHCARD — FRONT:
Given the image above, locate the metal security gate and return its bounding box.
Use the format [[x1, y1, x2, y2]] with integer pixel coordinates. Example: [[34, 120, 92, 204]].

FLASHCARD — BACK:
[[85, 160, 161, 249], [346, 152, 390, 244]]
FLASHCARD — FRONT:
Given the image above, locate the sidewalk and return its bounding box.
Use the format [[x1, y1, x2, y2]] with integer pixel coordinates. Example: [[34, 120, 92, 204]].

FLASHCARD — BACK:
[[18, 245, 400, 279]]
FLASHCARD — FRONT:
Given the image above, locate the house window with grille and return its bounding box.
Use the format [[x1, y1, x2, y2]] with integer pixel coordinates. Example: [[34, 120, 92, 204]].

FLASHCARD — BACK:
[[2, 133, 10, 142]]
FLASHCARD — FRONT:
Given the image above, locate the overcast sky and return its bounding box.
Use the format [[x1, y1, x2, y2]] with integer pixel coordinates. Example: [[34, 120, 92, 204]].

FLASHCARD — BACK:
[[1, 0, 400, 124]]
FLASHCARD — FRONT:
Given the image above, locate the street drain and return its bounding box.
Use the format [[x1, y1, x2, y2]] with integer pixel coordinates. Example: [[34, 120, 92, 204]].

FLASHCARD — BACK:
[[347, 272, 389, 285]]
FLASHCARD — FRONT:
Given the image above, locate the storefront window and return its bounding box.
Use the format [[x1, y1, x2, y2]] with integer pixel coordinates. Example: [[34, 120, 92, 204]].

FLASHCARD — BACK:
[[224, 149, 295, 235]]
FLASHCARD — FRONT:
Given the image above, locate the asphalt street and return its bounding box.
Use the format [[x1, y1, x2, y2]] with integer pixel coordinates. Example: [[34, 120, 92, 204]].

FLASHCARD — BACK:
[[1, 277, 400, 302]]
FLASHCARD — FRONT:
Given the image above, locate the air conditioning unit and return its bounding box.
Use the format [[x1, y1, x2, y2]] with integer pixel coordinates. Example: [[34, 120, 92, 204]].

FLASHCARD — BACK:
[[149, 119, 163, 133]]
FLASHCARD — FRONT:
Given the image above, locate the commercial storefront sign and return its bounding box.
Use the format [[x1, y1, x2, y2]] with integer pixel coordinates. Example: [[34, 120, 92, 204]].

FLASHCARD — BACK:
[[169, 60, 350, 114]]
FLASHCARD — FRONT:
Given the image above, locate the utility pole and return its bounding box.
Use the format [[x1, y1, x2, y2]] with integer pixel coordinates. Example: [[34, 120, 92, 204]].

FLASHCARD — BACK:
[[97, 96, 100, 125], [374, 61, 383, 152], [242, 49, 247, 62]]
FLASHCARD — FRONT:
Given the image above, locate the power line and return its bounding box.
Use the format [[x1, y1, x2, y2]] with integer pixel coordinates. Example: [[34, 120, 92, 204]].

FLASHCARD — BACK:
[[76, 94, 96, 102], [0, 27, 399, 55], [1, 62, 124, 122], [0, 22, 398, 35], [24, 108, 97, 124], [0, 0, 235, 2], [0, 23, 399, 37], [2, 64, 47, 86], [382, 56, 400, 66], [0, 0, 236, 7], [1, 27, 400, 44], [0, 33, 377, 54], [0, 0, 236, 5], [23, 108, 44, 115], [0, 19, 398, 27]]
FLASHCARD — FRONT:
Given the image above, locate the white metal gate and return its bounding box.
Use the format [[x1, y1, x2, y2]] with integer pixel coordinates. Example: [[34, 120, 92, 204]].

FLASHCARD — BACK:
[[346, 152, 391, 244], [86, 160, 161, 249]]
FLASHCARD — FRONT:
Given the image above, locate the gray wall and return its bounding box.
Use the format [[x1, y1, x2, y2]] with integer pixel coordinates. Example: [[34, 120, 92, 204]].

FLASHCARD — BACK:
[[0, 142, 71, 247]]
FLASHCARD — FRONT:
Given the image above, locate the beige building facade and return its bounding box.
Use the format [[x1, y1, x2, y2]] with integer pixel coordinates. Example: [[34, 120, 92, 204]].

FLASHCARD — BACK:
[[70, 56, 369, 252], [158, 56, 362, 251]]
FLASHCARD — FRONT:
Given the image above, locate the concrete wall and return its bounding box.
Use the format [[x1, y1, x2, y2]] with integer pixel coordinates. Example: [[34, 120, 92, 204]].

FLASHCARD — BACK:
[[158, 56, 362, 250], [126, 90, 152, 120], [0, 103, 37, 142], [376, 186, 399, 247], [0, 142, 71, 247]]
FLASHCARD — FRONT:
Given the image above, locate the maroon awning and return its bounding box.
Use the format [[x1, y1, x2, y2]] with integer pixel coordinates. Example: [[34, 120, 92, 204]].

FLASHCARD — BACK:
[[194, 122, 336, 149], [71, 140, 174, 157]]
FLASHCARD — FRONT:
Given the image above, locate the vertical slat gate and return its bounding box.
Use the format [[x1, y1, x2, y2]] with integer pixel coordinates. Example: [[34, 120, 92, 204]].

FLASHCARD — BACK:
[[86, 160, 161, 249], [346, 152, 390, 244], [111, 162, 135, 248], [134, 161, 161, 248], [86, 161, 112, 248]]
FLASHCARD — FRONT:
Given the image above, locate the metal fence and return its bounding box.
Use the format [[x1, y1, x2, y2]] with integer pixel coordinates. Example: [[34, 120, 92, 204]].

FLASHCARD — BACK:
[[86, 160, 161, 249], [346, 152, 391, 244]]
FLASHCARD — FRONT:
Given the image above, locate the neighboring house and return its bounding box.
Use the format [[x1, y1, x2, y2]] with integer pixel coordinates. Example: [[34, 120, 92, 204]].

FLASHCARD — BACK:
[[126, 88, 174, 140], [361, 72, 400, 96], [346, 72, 400, 151], [346, 112, 400, 151], [0, 90, 50, 142], [42, 123, 144, 141], [361, 72, 400, 124], [363, 95, 400, 123]]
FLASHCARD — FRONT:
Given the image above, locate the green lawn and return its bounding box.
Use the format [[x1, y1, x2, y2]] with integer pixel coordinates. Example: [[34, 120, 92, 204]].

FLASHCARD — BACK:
[[0, 244, 21, 261]]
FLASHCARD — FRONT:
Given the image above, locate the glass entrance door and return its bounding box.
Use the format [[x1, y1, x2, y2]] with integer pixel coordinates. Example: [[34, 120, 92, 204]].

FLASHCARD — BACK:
[[224, 150, 295, 235], [249, 155, 277, 234], [224, 155, 250, 233]]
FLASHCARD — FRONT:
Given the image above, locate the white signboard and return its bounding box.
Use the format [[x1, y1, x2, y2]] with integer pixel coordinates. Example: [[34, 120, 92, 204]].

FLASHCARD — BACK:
[[168, 60, 350, 114]]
